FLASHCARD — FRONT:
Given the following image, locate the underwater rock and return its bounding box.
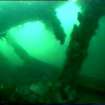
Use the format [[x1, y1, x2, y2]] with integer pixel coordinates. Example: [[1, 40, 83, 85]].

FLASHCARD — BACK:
[[29, 82, 49, 96]]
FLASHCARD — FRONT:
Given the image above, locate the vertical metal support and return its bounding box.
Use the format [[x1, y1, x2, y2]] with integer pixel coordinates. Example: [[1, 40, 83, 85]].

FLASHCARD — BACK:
[[58, 0, 105, 101]]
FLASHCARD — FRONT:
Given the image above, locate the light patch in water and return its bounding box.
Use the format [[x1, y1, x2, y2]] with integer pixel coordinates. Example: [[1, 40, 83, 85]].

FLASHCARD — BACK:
[[8, 21, 65, 69], [55, 1, 81, 47]]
